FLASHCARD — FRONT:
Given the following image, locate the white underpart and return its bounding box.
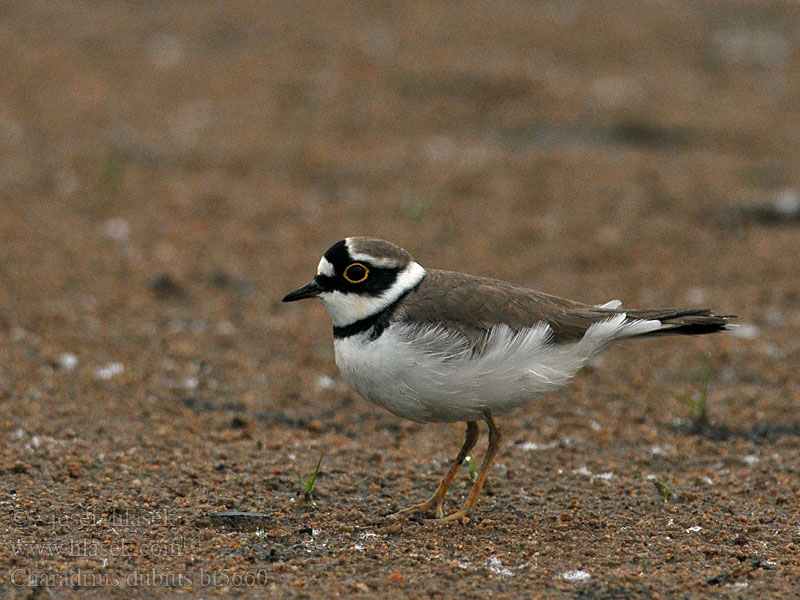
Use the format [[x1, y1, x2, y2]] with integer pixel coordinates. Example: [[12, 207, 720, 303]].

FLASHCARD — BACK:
[[334, 312, 662, 423], [316, 261, 426, 327], [345, 238, 405, 268]]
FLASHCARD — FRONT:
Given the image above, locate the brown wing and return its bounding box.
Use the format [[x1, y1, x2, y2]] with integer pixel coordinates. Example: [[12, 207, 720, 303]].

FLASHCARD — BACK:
[[396, 270, 612, 346], [396, 270, 730, 349]]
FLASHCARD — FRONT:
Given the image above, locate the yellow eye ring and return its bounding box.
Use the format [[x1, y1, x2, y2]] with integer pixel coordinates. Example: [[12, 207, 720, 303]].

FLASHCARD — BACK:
[[343, 262, 369, 284]]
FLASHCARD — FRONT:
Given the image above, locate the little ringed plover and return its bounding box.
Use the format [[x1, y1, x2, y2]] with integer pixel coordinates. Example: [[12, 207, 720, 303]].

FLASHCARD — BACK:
[[283, 237, 732, 523]]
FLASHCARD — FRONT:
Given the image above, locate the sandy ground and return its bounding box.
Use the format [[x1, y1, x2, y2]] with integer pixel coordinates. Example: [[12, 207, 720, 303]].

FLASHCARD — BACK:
[[1, 1, 800, 598]]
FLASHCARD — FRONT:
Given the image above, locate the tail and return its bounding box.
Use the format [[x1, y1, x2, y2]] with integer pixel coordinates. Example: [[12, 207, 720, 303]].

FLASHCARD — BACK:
[[575, 308, 733, 361], [623, 308, 733, 337]]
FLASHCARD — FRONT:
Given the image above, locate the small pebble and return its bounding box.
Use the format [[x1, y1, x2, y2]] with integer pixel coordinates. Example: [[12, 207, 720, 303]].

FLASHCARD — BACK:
[[95, 362, 124, 380], [57, 352, 79, 371]]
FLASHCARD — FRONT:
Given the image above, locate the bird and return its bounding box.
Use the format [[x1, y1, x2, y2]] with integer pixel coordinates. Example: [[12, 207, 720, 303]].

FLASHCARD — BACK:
[[282, 237, 732, 523]]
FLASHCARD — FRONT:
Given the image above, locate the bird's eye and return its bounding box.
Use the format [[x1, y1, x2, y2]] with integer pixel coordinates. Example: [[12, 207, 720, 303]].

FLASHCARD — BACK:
[[343, 263, 369, 284]]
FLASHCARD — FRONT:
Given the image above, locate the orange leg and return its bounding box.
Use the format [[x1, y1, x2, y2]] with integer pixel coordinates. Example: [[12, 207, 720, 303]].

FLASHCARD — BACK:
[[388, 421, 480, 519], [433, 412, 501, 523]]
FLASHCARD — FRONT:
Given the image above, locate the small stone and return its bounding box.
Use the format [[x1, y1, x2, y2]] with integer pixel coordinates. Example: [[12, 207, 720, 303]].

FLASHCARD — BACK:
[[772, 189, 800, 218], [148, 33, 185, 68], [151, 273, 187, 300], [95, 363, 124, 380], [388, 571, 404, 584], [315, 375, 335, 391], [217, 321, 236, 335], [57, 353, 79, 371], [102, 218, 130, 242]]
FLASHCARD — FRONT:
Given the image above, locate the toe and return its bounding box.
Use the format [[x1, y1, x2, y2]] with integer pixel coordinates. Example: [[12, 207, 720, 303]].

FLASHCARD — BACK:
[[386, 500, 436, 519], [429, 509, 471, 524]]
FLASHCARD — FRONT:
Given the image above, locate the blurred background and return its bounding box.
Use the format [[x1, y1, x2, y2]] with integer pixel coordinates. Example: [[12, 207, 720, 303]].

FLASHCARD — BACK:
[[2, 1, 797, 413], [6, 1, 800, 408], [2, 1, 800, 594]]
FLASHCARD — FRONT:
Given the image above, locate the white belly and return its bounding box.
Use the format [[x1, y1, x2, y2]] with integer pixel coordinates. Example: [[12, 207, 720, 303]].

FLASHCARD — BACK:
[[333, 321, 602, 423]]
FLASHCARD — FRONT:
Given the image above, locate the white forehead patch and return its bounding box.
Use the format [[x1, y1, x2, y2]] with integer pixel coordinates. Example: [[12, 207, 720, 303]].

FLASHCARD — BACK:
[[317, 256, 335, 277]]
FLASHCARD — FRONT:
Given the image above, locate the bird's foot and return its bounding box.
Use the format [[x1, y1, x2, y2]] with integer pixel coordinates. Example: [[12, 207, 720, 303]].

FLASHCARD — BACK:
[[387, 497, 445, 520], [426, 507, 471, 525]]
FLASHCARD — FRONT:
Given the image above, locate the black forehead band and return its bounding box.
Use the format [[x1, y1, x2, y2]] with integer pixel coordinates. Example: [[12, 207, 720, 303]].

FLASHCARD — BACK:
[[323, 240, 351, 271]]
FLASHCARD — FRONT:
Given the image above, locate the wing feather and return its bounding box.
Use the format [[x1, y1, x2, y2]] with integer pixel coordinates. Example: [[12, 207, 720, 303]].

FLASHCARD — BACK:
[[396, 270, 730, 350]]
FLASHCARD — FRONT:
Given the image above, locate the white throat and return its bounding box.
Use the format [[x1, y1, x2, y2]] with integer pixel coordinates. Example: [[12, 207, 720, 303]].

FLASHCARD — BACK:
[[318, 261, 426, 327]]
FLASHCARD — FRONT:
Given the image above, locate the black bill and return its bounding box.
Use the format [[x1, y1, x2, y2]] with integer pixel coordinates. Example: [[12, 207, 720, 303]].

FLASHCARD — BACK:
[[282, 280, 323, 302]]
